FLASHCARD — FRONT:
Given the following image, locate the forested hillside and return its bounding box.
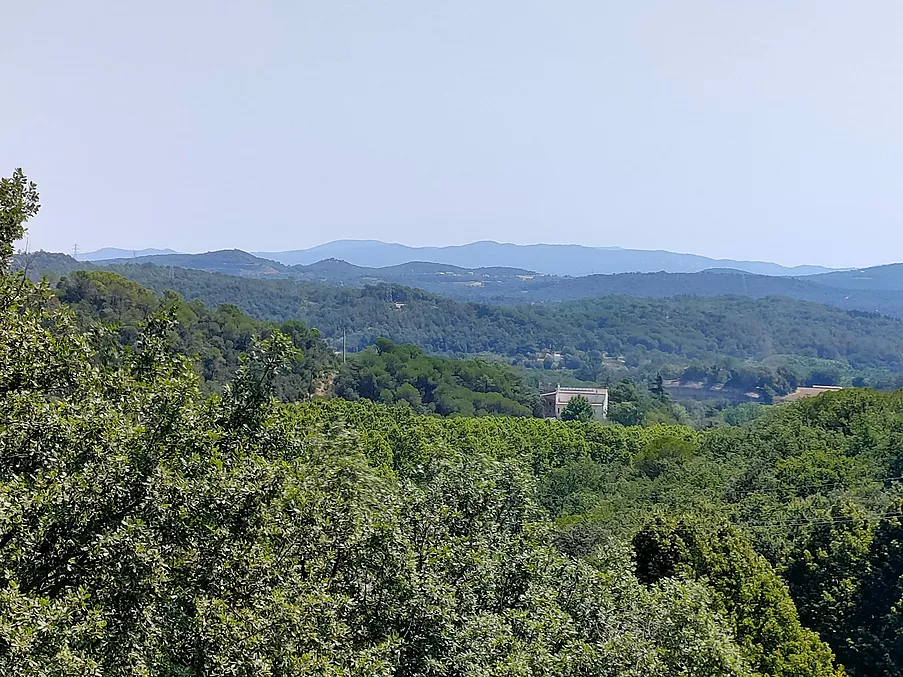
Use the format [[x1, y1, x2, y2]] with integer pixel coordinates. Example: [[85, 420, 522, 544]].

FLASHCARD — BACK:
[[42, 270, 759, 427], [334, 338, 539, 417], [807, 262, 903, 291], [46, 269, 551, 419], [0, 268, 886, 675], [8, 169, 903, 675], [18, 249, 903, 316], [54, 269, 337, 401], [19, 252, 903, 394], [84, 250, 903, 315], [76, 264, 903, 386]]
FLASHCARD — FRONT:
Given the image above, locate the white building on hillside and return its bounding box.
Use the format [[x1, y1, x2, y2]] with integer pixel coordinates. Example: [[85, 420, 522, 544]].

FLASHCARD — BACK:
[[540, 386, 609, 420]]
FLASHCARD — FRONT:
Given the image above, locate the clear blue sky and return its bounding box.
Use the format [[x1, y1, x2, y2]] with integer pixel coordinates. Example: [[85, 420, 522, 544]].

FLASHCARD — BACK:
[[3, 1, 902, 267]]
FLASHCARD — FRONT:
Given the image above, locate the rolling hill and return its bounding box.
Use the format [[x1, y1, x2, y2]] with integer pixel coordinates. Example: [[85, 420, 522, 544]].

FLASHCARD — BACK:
[[16, 253, 903, 390], [90, 249, 903, 316], [57, 264, 903, 376], [17, 249, 903, 319]]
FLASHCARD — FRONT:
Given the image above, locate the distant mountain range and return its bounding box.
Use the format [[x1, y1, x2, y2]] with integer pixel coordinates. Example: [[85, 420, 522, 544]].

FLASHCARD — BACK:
[[77, 240, 838, 276], [15, 248, 903, 319], [77, 247, 178, 261], [253, 240, 836, 276]]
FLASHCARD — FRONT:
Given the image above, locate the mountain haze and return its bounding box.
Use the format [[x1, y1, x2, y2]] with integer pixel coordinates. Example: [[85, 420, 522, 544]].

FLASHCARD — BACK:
[[56, 249, 903, 317], [255, 240, 837, 276], [78, 247, 178, 261], [806, 263, 903, 291]]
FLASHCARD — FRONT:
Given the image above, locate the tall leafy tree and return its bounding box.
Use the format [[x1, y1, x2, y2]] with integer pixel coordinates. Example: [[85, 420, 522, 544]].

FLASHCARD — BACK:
[[0, 168, 39, 270], [633, 517, 842, 677], [560, 395, 595, 422]]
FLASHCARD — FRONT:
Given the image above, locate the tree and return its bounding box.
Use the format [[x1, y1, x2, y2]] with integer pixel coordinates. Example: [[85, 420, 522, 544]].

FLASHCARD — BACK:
[[780, 504, 875, 677], [609, 401, 645, 426], [561, 395, 594, 422], [649, 372, 668, 402], [335, 338, 536, 417], [633, 517, 842, 677], [0, 168, 40, 270], [632, 434, 698, 478]]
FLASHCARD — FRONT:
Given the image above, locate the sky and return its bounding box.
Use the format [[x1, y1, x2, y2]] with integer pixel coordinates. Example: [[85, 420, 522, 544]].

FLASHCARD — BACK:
[[3, 1, 903, 268]]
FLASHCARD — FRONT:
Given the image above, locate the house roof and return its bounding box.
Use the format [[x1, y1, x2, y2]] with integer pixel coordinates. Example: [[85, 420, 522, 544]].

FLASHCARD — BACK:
[[540, 386, 609, 406]]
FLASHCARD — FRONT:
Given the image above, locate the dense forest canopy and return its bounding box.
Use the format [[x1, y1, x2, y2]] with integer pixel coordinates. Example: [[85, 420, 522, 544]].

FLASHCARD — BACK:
[[7, 171, 903, 675], [42, 262, 903, 389], [0, 266, 842, 676], [288, 393, 903, 677], [16, 255, 903, 374], [35, 268, 763, 428], [42, 270, 553, 421], [54, 269, 337, 402], [334, 338, 539, 417]]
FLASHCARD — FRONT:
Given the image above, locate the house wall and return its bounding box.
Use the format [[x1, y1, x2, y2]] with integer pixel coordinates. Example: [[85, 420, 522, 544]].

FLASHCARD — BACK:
[[541, 389, 609, 420], [554, 403, 607, 420]]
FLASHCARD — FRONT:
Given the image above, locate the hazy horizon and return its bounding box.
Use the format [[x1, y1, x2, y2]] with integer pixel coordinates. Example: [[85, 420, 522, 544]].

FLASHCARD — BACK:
[[66, 238, 840, 271], [5, 2, 903, 268]]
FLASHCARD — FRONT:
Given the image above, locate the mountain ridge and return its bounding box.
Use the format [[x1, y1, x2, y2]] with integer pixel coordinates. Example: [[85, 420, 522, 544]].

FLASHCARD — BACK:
[[78, 247, 178, 261], [253, 240, 837, 276], [73, 240, 840, 275], [16, 249, 903, 320]]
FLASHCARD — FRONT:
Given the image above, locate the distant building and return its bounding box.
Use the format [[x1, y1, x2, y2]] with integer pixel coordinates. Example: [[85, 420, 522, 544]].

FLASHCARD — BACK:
[[540, 386, 609, 420], [777, 385, 843, 402]]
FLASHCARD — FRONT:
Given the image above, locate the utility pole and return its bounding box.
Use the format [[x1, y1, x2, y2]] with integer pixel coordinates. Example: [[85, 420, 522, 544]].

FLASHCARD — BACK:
[[73, 243, 79, 260]]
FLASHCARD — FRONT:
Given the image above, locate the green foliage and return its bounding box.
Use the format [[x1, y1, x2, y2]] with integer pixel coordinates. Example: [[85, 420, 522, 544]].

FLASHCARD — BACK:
[[15, 173, 903, 676], [633, 517, 841, 677], [681, 361, 802, 396], [335, 338, 538, 417], [20, 248, 903, 325], [609, 400, 645, 426], [606, 377, 693, 427], [47, 263, 903, 388], [560, 395, 594, 422], [0, 270, 765, 676], [779, 504, 903, 677], [721, 402, 767, 426], [633, 435, 699, 479], [0, 168, 40, 268], [0, 179, 761, 674], [55, 270, 337, 401]]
